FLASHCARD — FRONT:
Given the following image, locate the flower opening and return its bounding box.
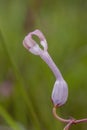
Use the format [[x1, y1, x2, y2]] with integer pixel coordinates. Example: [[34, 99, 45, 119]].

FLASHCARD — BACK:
[[23, 29, 48, 55]]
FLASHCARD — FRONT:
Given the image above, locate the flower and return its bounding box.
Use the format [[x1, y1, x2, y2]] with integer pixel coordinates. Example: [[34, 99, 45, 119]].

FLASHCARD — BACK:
[[51, 80, 68, 107], [23, 29, 68, 107], [23, 29, 48, 55]]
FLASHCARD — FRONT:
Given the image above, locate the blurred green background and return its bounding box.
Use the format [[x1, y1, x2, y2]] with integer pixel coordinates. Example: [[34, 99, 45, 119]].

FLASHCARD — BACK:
[[0, 0, 87, 130]]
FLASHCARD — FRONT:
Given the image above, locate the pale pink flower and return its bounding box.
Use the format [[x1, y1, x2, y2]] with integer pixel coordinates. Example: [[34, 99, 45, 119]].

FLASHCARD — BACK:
[[23, 29, 68, 107], [23, 29, 48, 55]]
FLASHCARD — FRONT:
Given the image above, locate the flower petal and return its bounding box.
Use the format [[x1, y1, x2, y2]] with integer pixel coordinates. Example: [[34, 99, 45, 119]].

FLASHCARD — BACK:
[[23, 29, 48, 55], [51, 80, 68, 107]]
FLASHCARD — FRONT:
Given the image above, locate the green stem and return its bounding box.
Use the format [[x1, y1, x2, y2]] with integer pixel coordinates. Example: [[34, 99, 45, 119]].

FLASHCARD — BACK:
[[0, 105, 21, 130]]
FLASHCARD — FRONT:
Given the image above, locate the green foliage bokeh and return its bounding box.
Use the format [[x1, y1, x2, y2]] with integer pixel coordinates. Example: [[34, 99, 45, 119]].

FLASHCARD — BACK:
[[0, 0, 87, 130]]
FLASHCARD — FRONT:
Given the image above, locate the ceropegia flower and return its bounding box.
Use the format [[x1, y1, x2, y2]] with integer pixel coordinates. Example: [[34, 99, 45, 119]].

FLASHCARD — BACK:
[[23, 29, 48, 55], [51, 80, 68, 107], [23, 29, 87, 130], [23, 29, 68, 107]]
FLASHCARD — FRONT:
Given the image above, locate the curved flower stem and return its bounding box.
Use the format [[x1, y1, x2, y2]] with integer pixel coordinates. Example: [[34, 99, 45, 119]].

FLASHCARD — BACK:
[[75, 118, 87, 124], [53, 106, 75, 130], [52, 106, 70, 123], [53, 106, 87, 130], [63, 120, 74, 130]]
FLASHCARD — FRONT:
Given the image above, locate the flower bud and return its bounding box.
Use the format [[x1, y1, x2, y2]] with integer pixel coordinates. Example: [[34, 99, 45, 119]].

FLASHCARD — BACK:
[[51, 80, 68, 107], [23, 29, 48, 55]]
